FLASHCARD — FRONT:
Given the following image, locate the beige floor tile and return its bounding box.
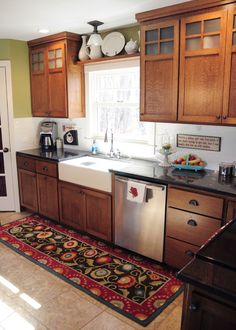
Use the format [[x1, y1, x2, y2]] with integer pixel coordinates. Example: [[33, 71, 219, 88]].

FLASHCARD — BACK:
[[81, 310, 136, 330], [70, 286, 108, 312], [154, 304, 182, 330], [0, 211, 32, 225], [31, 289, 103, 330]]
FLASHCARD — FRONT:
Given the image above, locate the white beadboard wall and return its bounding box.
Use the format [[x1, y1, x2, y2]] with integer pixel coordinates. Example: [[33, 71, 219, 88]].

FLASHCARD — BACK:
[[14, 117, 236, 171]]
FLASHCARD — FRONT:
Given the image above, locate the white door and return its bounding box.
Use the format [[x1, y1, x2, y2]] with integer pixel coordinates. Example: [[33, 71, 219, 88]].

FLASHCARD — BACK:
[[0, 63, 19, 211]]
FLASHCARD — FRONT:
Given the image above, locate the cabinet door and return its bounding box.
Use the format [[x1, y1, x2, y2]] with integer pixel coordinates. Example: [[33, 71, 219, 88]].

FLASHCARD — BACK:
[[223, 7, 236, 124], [178, 10, 227, 124], [140, 20, 179, 122], [184, 291, 236, 330], [37, 174, 59, 221], [18, 169, 38, 212], [58, 181, 86, 231], [85, 189, 111, 241], [226, 200, 236, 223], [47, 41, 67, 117], [30, 47, 49, 116]]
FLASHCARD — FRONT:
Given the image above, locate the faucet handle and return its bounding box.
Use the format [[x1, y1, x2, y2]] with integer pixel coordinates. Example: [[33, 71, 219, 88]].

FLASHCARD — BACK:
[[104, 128, 108, 142], [116, 149, 121, 159]]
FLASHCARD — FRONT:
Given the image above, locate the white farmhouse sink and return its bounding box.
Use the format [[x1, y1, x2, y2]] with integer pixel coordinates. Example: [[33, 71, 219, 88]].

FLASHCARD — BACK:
[[58, 156, 127, 192]]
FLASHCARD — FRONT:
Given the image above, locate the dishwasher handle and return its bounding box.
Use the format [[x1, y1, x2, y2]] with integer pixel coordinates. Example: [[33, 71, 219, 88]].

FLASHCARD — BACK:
[[115, 177, 166, 191]]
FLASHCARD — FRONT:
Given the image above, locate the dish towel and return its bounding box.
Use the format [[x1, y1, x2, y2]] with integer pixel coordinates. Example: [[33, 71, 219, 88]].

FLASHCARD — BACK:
[[127, 180, 146, 203]]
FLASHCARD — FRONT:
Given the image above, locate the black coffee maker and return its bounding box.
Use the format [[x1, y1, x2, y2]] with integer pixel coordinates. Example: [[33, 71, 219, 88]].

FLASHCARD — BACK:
[[39, 121, 57, 150]]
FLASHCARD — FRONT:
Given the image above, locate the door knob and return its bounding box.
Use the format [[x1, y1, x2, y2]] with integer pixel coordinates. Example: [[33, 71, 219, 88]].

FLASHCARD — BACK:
[[3, 147, 9, 153]]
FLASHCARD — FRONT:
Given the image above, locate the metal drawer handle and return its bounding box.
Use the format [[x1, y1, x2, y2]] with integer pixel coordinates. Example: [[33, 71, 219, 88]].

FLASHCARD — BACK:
[[187, 219, 198, 227], [189, 199, 199, 206], [24, 161, 29, 166], [185, 250, 194, 257], [43, 166, 48, 172], [189, 304, 198, 311]]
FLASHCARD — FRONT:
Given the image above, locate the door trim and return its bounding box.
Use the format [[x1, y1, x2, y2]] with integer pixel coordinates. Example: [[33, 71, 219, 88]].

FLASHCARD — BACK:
[[0, 61, 20, 212]]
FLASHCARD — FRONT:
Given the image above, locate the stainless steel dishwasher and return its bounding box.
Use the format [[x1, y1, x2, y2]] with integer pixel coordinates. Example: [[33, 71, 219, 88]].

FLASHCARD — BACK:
[[114, 176, 167, 262]]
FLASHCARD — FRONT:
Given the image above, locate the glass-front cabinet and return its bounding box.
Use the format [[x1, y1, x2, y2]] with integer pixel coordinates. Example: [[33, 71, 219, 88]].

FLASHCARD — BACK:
[[140, 20, 179, 122], [178, 10, 227, 123]]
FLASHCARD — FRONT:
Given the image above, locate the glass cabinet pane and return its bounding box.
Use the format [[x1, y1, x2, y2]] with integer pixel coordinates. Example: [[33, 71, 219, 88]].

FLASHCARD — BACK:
[[186, 37, 201, 50], [234, 15, 236, 29], [48, 50, 55, 59], [145, 44, 158, 55], [32, 63, 38, 72], [160, 41, 173, 54], [39, 63, 44, 71], [204, 18, 220, 33], [145, 30, 158, 42], [233, 32, 236, 45], [203, 35, 220, 48], [160, 26, 174, 40], [186, 22, 201, 36], [56, 59, 62, 68], [55, 48, 62, 58], [39, 52, 44, 61], [32, 53, 38, 63], [48, 60, 55, 69]]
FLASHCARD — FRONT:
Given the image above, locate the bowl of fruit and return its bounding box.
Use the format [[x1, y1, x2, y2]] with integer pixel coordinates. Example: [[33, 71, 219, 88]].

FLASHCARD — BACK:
[[172, 154, 206, 171]]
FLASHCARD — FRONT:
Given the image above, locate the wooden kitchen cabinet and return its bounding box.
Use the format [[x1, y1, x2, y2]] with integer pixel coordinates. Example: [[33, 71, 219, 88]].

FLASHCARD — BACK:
[[28, 32, 85, 118], [165, 186, 223, 269], [136, 1, 236, 125], [58, 181, 112, 241], [225, 199, 236, 223], [17, 155, 59, 221], [140, 20, 179, 122]]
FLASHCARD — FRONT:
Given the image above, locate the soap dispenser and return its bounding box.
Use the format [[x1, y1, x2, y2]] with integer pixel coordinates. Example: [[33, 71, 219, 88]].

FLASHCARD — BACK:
[[91, 139, 98, 154]]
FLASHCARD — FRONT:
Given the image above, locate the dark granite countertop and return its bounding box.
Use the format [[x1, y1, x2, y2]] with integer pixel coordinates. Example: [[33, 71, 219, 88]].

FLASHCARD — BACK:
[[16, 148, 89, 162], [177, 219, 236, 303], [16, 149, 236, 197]]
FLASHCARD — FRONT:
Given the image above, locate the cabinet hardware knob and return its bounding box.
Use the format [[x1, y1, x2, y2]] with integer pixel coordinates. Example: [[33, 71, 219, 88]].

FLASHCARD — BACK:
[[23, 161, 29, 166], [222, 115, 227, 120], [43, 166, 48, 171], [189, 199, 199, 206], [3, 147, 9, 153], [216, 115, 221, 120], [185, 250, 194, 257], [187, 219, 198, 226], [189, 304, 198, 311]]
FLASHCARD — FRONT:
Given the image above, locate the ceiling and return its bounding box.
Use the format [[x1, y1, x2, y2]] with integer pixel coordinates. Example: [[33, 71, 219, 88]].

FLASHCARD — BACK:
[[0, 0, 190, 41]]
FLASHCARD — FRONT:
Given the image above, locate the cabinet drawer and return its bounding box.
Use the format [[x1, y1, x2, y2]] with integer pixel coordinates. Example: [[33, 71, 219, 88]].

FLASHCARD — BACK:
[[17, 156, 36, 172], [165, 237, 199, 269], [166, 208, 221, 246], [36, 160, 58, 178], [168, 187, 223, 219]]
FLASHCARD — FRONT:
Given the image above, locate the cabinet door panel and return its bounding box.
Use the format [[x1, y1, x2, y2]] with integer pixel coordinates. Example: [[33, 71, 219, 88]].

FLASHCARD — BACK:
[[85, 189, 111, 241], [140, 20, 179, 122], [58, 181, 86, 231], [37, 174, 59, 221], [179, 10, 227, 124], [18, 169, 38, 212], [223, 7, 236, 124]]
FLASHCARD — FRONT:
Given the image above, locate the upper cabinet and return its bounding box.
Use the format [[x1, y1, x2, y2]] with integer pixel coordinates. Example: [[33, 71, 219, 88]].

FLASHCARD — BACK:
[[28, 32, 85, 118], [140, 20, 179, 122], [136, 0, 236, 125]]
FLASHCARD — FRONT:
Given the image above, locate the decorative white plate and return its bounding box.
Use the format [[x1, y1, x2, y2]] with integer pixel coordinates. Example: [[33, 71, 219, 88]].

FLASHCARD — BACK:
[[102, 32, 125, 56]]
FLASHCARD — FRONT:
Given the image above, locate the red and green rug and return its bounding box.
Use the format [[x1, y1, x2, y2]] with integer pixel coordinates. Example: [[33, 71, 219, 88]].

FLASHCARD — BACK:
[[0, 215, 182, 326]]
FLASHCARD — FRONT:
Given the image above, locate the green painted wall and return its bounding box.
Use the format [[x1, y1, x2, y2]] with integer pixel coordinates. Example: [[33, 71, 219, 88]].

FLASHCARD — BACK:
[[0, 40, 31, 117]]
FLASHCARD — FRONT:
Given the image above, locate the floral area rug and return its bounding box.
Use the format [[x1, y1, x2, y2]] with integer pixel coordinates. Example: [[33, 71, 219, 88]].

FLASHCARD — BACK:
[[0, 215, 182, 326]]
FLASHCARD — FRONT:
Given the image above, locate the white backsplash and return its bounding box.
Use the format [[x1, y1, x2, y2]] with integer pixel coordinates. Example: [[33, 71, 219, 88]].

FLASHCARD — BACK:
[[14, 117, 236, 171]]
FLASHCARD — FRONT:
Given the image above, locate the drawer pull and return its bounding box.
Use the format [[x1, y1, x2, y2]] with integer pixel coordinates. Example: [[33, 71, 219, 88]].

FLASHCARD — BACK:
[[24, 161, 29, 166], [187, 219, 198, 227], [43, 166, 48, 172], [189, 199, 199, 206], [185, 250, 194, 257], [189, 303, 198, 311]]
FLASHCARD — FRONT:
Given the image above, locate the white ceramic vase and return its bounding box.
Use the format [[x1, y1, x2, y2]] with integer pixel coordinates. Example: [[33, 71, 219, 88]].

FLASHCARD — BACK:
[[78, 35, 89, 61]]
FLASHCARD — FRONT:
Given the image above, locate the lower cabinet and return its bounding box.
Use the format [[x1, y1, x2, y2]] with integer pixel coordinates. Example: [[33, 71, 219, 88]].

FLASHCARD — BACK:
[[58, 181, 112, 241], [18, 169, 38, 212], [182, 285, 236, 330]]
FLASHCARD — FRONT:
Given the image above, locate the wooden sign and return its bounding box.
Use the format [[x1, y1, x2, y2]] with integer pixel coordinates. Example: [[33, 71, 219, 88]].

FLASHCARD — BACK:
[[177, 134, 221, 152]]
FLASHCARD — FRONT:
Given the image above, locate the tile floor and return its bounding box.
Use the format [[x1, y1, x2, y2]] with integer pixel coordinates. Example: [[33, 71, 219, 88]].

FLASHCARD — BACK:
[[0, 212, 183, 330]]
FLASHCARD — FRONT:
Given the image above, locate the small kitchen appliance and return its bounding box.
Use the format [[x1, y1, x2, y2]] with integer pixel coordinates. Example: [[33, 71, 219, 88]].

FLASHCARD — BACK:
[[39, 121, 57, 150], [219, 162, 234, 177]]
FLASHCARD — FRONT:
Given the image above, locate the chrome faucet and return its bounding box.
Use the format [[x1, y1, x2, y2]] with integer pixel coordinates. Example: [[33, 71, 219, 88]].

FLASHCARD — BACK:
[[104, 129, 115, 157]]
